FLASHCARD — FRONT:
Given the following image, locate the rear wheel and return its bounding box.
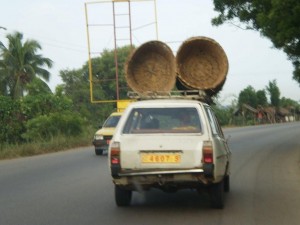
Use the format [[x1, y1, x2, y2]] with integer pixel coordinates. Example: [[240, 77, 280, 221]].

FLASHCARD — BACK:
[[224, 175, 230, 193], [95, 149, 103, 155], [209, 179, 224, 209], [115, 185, 132, 207]]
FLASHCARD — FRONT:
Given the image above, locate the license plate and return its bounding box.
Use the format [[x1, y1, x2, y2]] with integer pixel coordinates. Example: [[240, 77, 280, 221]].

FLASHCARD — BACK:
[[141, 153, 181, 163]]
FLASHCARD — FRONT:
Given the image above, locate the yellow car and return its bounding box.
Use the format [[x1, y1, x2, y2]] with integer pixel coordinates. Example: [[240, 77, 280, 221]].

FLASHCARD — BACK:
[[93, 112, 122, 155]]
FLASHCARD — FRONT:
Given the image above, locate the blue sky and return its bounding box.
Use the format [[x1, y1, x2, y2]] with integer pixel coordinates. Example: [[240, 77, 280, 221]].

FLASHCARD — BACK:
[[1, 0, 299, 104]]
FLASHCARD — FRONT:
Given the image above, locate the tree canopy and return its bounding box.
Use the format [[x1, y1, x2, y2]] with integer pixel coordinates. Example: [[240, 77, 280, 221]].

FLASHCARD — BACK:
[[238, 85, 258, 107], [0, 32, 53, 99], [212, 0, 300, 84], [266, 80, 281, 108], [0, 32, 88, 144], [86, 45, 133, 101], [57, 45, 133, 126]]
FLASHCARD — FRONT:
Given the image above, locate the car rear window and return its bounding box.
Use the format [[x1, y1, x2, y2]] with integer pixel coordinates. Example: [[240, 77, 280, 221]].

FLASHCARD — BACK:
[[122, 107, 202, 134]]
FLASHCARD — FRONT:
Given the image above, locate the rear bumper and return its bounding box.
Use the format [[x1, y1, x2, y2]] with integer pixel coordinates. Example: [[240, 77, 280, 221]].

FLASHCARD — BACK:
[[112, 168, 215, 190], [119, 168, 204, 176]]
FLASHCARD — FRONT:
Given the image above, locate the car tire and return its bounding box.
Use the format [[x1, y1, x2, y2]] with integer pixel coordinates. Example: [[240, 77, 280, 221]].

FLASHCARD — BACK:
[[95, 149, 103, 155], [209, 179, 224, 209], [115, 185, 132, 207], [224, 175, 230, 193]]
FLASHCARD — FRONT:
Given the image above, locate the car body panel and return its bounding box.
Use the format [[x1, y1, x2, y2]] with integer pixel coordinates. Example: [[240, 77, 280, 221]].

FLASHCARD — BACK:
[[93, 112, 122, 155]]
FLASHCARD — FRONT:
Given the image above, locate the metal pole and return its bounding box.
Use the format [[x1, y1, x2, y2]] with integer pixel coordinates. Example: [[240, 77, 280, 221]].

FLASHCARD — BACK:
[[84, 3, 94, 103], [153, 0, 158, 40], [128, 1, 133, 49], [112, 1, 120, 100]]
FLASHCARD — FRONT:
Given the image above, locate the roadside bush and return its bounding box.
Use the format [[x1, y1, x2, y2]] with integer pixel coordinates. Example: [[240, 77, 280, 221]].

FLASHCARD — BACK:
[[21, 93, 73, 119], [22, 111, 86, 141], [0, 96, 25, 144]]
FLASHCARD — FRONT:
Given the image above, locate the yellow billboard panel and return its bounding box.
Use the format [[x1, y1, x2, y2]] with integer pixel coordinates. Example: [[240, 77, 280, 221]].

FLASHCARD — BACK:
[[117, 100, 135, 112]]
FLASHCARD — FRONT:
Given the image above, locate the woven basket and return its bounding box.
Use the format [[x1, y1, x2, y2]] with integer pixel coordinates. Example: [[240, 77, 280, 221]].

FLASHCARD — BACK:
[[125, 41, 176, 94], [176, 36, 229, 96]]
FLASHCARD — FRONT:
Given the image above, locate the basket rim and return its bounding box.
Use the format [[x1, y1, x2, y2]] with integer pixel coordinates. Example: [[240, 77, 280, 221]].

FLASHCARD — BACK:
[[176, 36, 229, 90], [125, 40, 177, 94]]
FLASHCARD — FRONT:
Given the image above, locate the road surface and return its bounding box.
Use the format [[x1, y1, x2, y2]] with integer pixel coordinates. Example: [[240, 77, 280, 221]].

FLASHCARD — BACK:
[[1, 122, 300, 225]]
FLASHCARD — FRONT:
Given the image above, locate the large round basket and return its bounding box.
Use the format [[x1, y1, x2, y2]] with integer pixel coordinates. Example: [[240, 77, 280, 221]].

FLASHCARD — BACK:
[[125, 41, 176, 94], [176, 36, 229, 96]]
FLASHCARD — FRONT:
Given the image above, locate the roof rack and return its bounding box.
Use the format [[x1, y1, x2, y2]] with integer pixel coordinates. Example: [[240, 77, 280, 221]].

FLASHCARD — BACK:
[[127, 90, 213, 104]]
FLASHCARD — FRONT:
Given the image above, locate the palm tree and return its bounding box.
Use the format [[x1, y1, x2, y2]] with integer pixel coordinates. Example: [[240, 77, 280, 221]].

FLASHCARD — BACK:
[[0, 32, 53, 99]]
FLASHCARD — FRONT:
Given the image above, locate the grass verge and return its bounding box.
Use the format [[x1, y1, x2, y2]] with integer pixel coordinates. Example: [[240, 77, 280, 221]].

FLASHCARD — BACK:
[[0, 128, 94, 160]]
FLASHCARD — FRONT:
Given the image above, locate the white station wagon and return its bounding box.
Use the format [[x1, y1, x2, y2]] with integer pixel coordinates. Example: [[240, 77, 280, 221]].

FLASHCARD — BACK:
[[108, 96, 231, 208]]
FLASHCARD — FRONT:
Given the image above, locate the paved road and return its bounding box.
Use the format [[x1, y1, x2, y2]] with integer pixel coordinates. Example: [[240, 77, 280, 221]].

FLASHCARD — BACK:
[[1, 122, 300, 225]]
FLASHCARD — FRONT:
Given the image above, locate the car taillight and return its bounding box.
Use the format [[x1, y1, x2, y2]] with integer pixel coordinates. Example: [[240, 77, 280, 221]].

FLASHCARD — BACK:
[[202, 141, 213, 164], [110, 142, 120, 165]]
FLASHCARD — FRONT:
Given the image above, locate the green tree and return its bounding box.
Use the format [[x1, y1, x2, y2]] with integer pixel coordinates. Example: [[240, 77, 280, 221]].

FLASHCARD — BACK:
[[281, 97, 300, 120], [266, 80, 280, 107], [0, 64, 8, 96], [20, 92, 87, 142], [26, 77, 52, 96], [0, 32, 53, 99], [212, 0, 300, 84], [280, 97, 299, 108], [85, 45, 133, 100], [256, 89, 268, 106], [59, 45, 133, 126], [21, 93, 73, 120], [238, 85, 258, 107], [59, 68, 110, 126]]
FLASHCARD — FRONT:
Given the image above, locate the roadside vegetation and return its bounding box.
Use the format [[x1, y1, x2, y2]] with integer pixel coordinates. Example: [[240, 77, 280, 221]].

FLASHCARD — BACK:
[[213, 0, 300, 84], [0, 32, 130, 159], [1, 1, 300, 161], [0, 130, 93, 159]]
